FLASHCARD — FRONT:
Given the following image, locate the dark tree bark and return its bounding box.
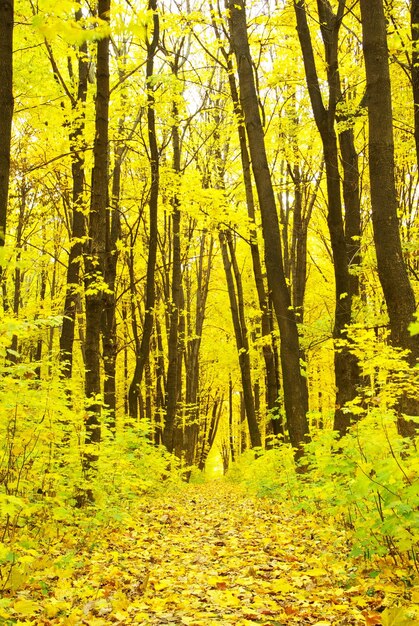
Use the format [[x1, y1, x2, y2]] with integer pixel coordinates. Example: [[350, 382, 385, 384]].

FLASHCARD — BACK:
[[227, 0, 309, 462], [197, 397, 223, 471], [59, 20, 88, 381], [288, 160, 320, 322], [339, 128, 361, 299], [222, 51, 281, 437], [219, 229, 262, 448], [294, 0, 361, 436], [0, 0, 14, 254], [102, 148, 122, 431], [360, 0, 419, 436], [183, 232, 214, 469], [128, 0, 159, 420], [82, 0, 110, 489], [229, 375, 235, 463], [154, 316, 166, 440], [163, 99, 183, 453], [8, 180, 27, 363], [411, 0, 419, 167]]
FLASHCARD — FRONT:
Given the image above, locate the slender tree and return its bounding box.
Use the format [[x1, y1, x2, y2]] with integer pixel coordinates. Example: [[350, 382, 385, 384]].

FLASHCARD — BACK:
[[360, 0, 419, 435], [0, 0, 14, 254], [208, 6, 282, 436], [294, 0, 361, 436], [162, 50, 186, 454], [183, 232, 214, 469], [219, 229, 262, 448], [224, 53, 282, 437], [226, 0, 309, 462], [411, 0, 419, 168], [128, 0, 159, 420], [59, 10, 88, 382], [82, 0, 110, 494]]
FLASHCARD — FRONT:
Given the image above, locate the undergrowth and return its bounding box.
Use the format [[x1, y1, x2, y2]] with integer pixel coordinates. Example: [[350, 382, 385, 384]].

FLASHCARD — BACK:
[[0, 354, 183, 593], [226, 412, 419, 569]]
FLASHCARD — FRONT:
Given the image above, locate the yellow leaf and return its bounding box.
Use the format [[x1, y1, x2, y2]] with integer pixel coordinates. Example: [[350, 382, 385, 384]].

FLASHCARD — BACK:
[[411, 587, 419, 603], [305, 567, 328, 577], [45, 600, 71, 618], [113, 610, 129, 621], [154, 579, 172, 591], [13, 598, 41, 616], [381, 605, 419, 626], [270, 579, 293, 593], [111, 590, 129, 611]]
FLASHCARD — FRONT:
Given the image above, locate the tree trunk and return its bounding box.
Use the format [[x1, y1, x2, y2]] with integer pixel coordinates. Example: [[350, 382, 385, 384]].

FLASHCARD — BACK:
[[102, 151, 122, 431], [163, 101, 183, 453], [128, 0, 159, 420], [227, 0, 309, 462], [82, 0, 110, 494], [294, 0, 361, 436], [411, 0, 419, 167], [154, 317, 166, 441], [360, 0, 419, 436], [229, 375, 235, 463], [183, 233, 214, 469], [219, 229, 262, 448], [222, 52, 281, 436], [59, 24, 88, 381], [197, 398, 222, 471], [0, 0, 13, 254]]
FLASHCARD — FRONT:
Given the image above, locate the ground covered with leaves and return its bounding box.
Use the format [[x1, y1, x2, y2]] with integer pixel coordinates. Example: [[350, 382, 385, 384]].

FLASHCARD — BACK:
[[2, 483, 418, 625]]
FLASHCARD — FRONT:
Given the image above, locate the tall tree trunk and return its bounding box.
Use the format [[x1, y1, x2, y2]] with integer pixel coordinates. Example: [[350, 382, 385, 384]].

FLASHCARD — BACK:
[[183, 233, 214, 469], [34, 265, 47, 379], [289, 160, 320, 322], [227, 0, 309, 462], [128, 0, 159, 420], [82, 0, 110, 493], [163, 101, 183, 453], [102, 150, 122, 431], [222, 52, 281, 436], [197, 398, 222, 471], [219, 229, 262, 448], [0, 0, 13, 261], [294, 0, 361, 436], [59, 25, 88, 381], [154, 316, 166, 440], [360, 0, 419, 436], [229, 375, 235, 463], [411, 0, 419, 168], [8, 181, 26, 364], [339, 128, 361, 299]]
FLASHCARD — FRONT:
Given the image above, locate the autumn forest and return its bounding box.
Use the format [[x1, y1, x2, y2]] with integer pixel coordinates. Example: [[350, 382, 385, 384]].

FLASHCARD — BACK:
[[0, 0, 418, 623]]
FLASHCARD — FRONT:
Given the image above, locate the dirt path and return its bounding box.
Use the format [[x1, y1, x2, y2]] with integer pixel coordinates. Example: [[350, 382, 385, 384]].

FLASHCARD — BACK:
[[8, 483, 416, 625]]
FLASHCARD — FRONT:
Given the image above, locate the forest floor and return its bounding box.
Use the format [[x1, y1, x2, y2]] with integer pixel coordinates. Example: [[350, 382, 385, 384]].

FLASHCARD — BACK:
[[4, 482, 418, 625]]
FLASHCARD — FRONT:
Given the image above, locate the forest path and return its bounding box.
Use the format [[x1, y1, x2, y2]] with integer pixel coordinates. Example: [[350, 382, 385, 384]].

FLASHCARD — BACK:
[[115, 482, 394, 626], [11, 482, 413, 625]]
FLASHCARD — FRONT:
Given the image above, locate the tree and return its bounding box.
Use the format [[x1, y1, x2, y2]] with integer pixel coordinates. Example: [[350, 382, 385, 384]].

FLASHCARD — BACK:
[[219, 228, 262, 448], [0, 0, 14, 253], [58, 7, 89, 384], [411, 0, 419, 167], [128, 0, 159, 421], [82, 0, 111, 496], [226, 0, 309, 462], [293, 0, 361, 437], [162, 44, 187, 455], [224, 49, 282, 438], [360, 0, 419, 436]]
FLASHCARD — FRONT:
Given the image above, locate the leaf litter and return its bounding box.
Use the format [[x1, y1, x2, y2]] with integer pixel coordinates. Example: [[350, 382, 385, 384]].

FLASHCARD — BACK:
[[4, 483, 418, 625]]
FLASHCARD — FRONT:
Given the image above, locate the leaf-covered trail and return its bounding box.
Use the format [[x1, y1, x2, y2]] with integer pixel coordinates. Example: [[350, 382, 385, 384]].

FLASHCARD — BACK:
[[9, 483, 416, 625]]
